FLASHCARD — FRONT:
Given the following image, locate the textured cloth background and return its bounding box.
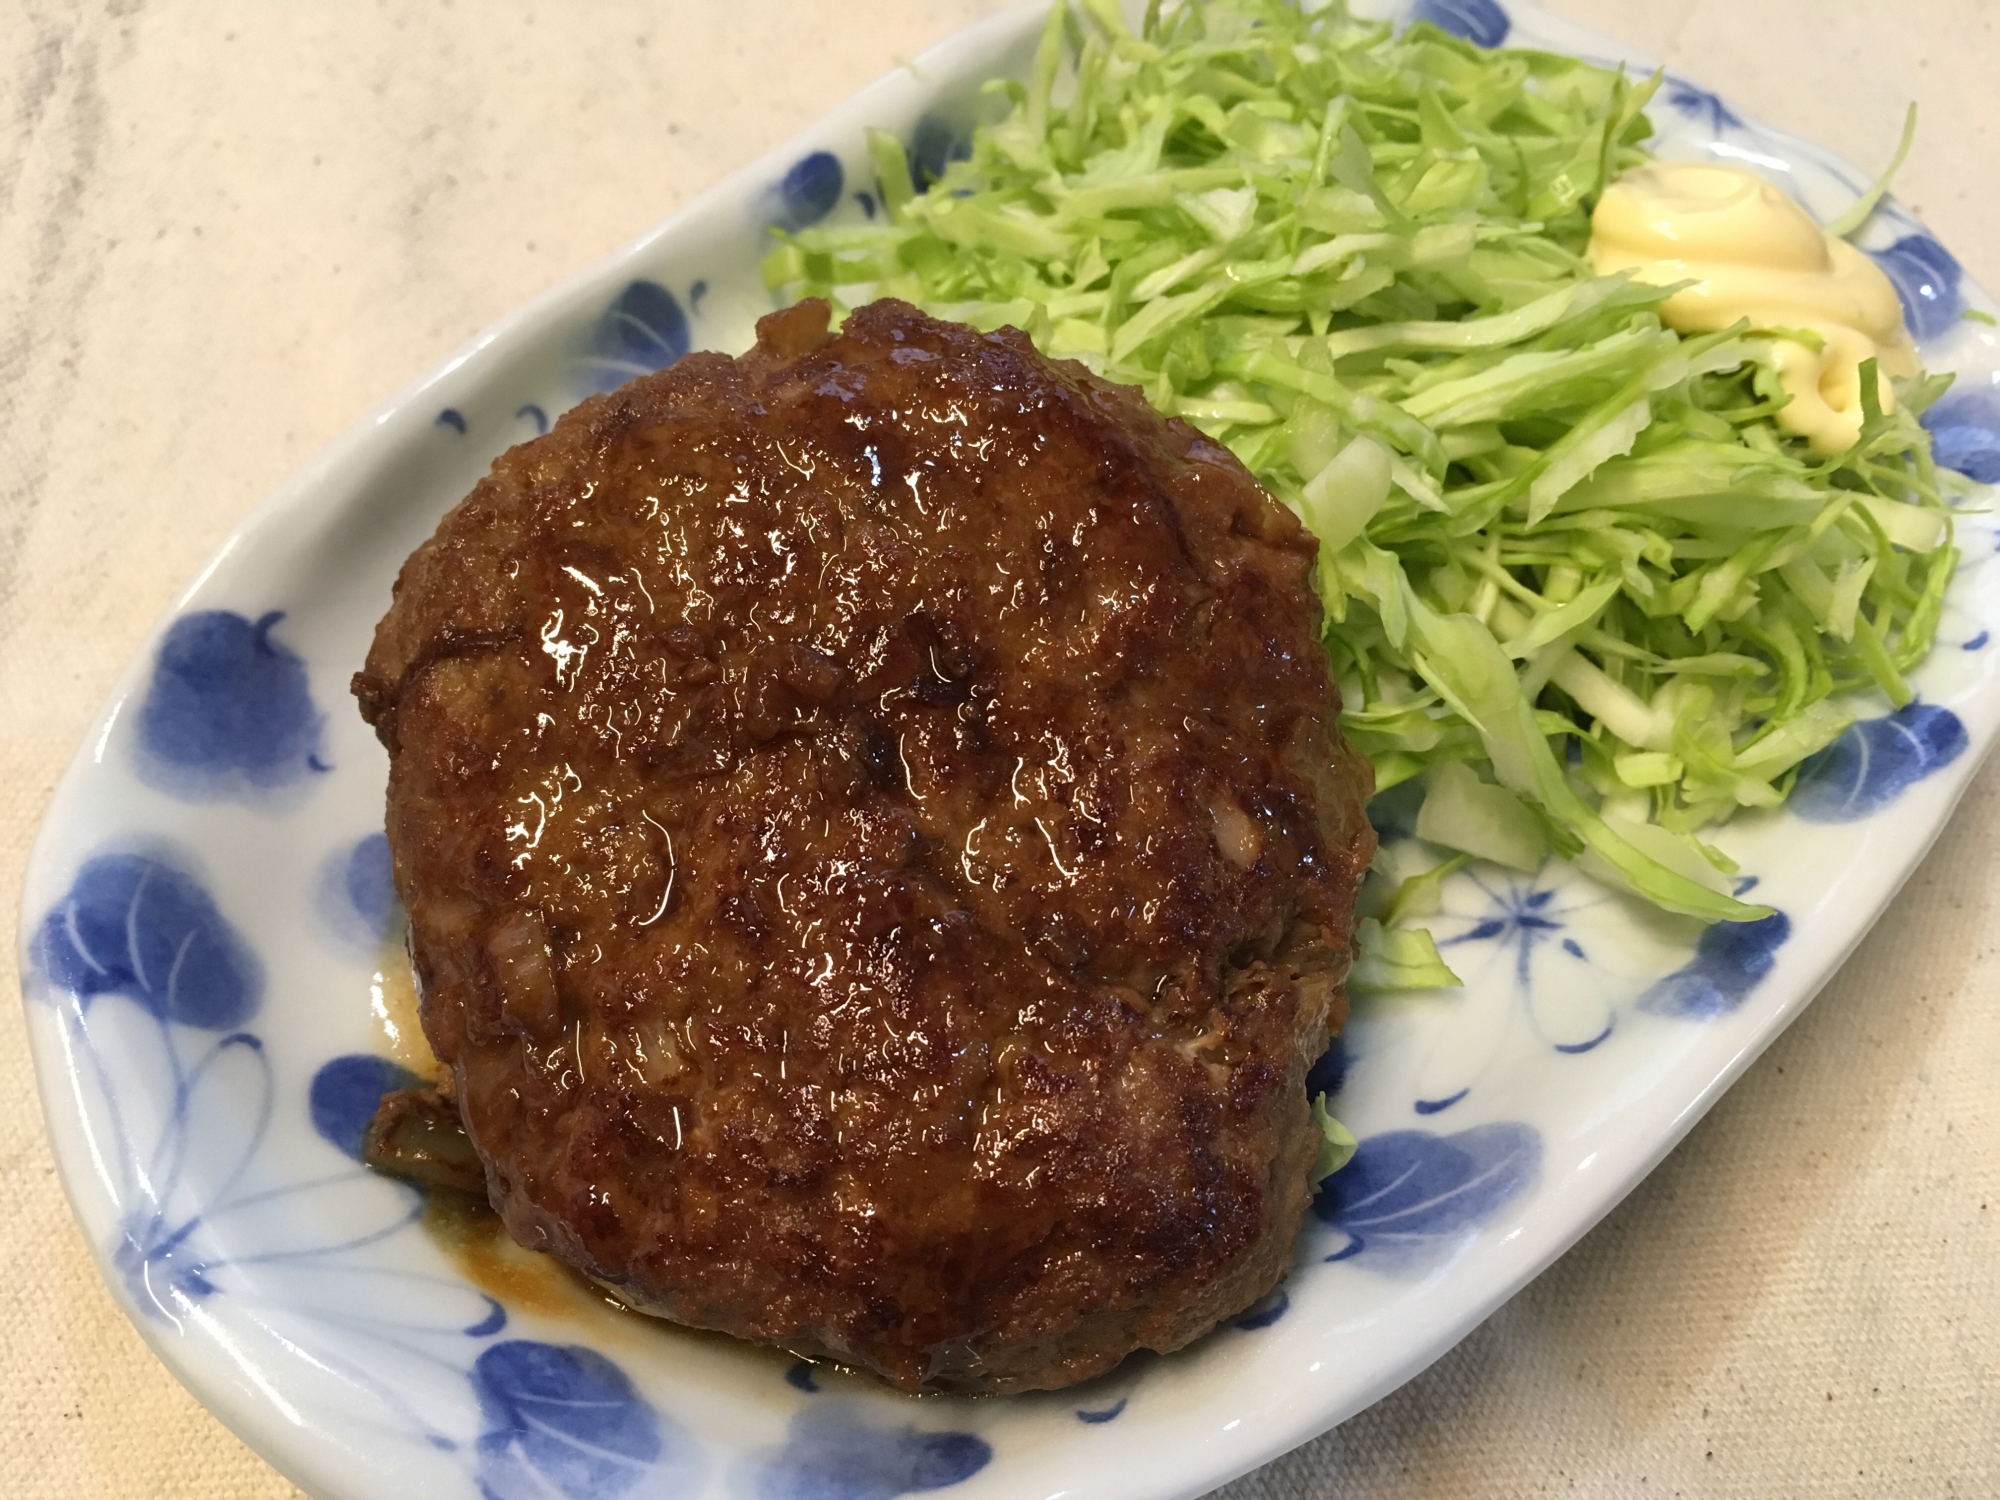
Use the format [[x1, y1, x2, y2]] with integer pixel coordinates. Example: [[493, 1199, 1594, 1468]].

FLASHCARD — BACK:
[[3, 3, 1996, 1496]]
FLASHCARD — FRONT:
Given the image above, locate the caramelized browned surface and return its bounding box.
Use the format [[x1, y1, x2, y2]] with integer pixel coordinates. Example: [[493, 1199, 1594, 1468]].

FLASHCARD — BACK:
[[354, 298, 1375, 1392]]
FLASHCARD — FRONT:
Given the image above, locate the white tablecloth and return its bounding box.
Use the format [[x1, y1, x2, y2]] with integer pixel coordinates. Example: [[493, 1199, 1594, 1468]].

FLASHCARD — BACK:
[[2, 2, 1994, 1494]]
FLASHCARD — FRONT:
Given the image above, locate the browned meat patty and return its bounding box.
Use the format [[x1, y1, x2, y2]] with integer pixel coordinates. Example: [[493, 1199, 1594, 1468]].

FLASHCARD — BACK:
[[354, 297, 1375, 1393]]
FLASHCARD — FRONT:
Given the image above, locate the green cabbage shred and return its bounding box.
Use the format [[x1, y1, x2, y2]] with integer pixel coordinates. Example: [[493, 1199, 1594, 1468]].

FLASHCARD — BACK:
[[1348, 916, 1462, 993], [766, 0, 1960, 929], [1311, 1092, 1359, 1183]]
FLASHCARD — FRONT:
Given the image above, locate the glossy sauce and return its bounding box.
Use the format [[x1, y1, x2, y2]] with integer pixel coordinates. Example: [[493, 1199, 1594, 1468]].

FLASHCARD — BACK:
[[369, 934, 439, 1081], [1589, 161, 1918, 453], [370, 937, 583, 1313], [353, 298, 1375, 1391], [385, 932, 813, 1369], [424, 1189, 820, 1379], [424, 1190, 629, 1319]]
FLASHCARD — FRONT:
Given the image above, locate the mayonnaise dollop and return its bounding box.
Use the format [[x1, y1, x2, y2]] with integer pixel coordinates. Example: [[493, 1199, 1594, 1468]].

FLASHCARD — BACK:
[[1588, 161, 1918, 454]]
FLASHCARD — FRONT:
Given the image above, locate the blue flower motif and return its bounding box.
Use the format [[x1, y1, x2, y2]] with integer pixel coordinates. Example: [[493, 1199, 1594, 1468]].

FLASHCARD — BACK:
[[110, 1030, 269, 1320], [749, 1405, 992, 1500], [37, 851, 262, 1030], [1439, 877, 1568, 990], [1230, 1288, 1289, 1330], [1410, 0, 1510, 47], [45, 890, 572, 1463], [579, 280, 692, 395], [1305, 1036, 1349, 1100], [345, 832, 397, 928], [785, 1362, 821, 1394], [116, 1206, 224, 1310], [1365, 777, 1425, 842], [1868, 234, 1964, 341], [1662, 78, 1743, 134], [108, 1026, 275, 1324], [310, 1054, 425, 1160], [316, 831, 403, 953], [1637, 912, 1790, 1019], [475, 1340, 701, 1500], [909, 113, 974, 189], [1314, 1122, 1540, 1272], [1922, 385, 2000, 484], [1790, 702, 1967, 821], [1399, 865, 1614, 1114], [777, 151, 845, 231], [136, 610, 326, 800]]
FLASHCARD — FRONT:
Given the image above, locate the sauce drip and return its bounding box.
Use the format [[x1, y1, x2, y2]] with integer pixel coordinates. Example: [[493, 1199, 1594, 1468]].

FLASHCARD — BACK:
[[423, 1191, 637, 1320], [368, 932, 799, 1367], [370, 934, 439, 1081], [423, 1191, 811, 1379]]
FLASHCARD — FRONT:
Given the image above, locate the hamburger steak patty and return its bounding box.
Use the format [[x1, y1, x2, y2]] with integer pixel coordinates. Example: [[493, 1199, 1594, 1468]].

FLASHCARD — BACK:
[[354, 297, 1376, 1393]]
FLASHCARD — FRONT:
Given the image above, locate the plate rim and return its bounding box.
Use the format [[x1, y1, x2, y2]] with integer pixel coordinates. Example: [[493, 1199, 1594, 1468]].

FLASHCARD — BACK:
[[17, 3, 1999, 1497]]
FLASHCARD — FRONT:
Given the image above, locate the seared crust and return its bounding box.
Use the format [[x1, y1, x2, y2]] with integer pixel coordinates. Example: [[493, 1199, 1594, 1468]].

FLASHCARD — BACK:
[[355, 298, 1375, 1392]]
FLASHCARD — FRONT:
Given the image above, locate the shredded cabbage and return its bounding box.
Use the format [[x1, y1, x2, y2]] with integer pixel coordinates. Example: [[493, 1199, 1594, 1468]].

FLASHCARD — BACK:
[[766, 0, 1958, 927], [1348, 916, 1462, 993], [1310, 1092, 1359, 1183]]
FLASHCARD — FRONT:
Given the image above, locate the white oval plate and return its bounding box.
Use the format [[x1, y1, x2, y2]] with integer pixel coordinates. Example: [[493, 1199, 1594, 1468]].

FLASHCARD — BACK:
[[20, 3, 2000, 1498]]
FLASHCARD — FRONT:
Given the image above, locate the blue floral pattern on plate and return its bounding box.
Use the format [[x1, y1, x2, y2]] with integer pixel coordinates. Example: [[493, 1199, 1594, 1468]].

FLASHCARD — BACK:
[[1637, 914, 1792, 1020], [31, 843, 999, 1499], [1316, 1123, 1541, 1273], [1409, 868, 1615, 1113], [1230, 1289, 1290, 1331], [317, 832, 399, 952], [19, 4, 2000, 1497], [342, 832, 396, 924], [475, 1341, 704, 1500], [135, 611, 326, 800], [749, 1405, 992, 1500], [776, 151, 846, 232], [310, 1053, 424, 1159], [37, 851, 264, 1031], [34, 856, 429, 1341], [1870, 234, 1964, 341], [579, 280, 693, 394], [908, 113, 975, 190], [1790, 703, 1968, 821], [1410, 0, 1510, 47], [1924, 386, 2000, 484], [32, 856, 711, 1485], [1662, 78, 1743, 134]]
